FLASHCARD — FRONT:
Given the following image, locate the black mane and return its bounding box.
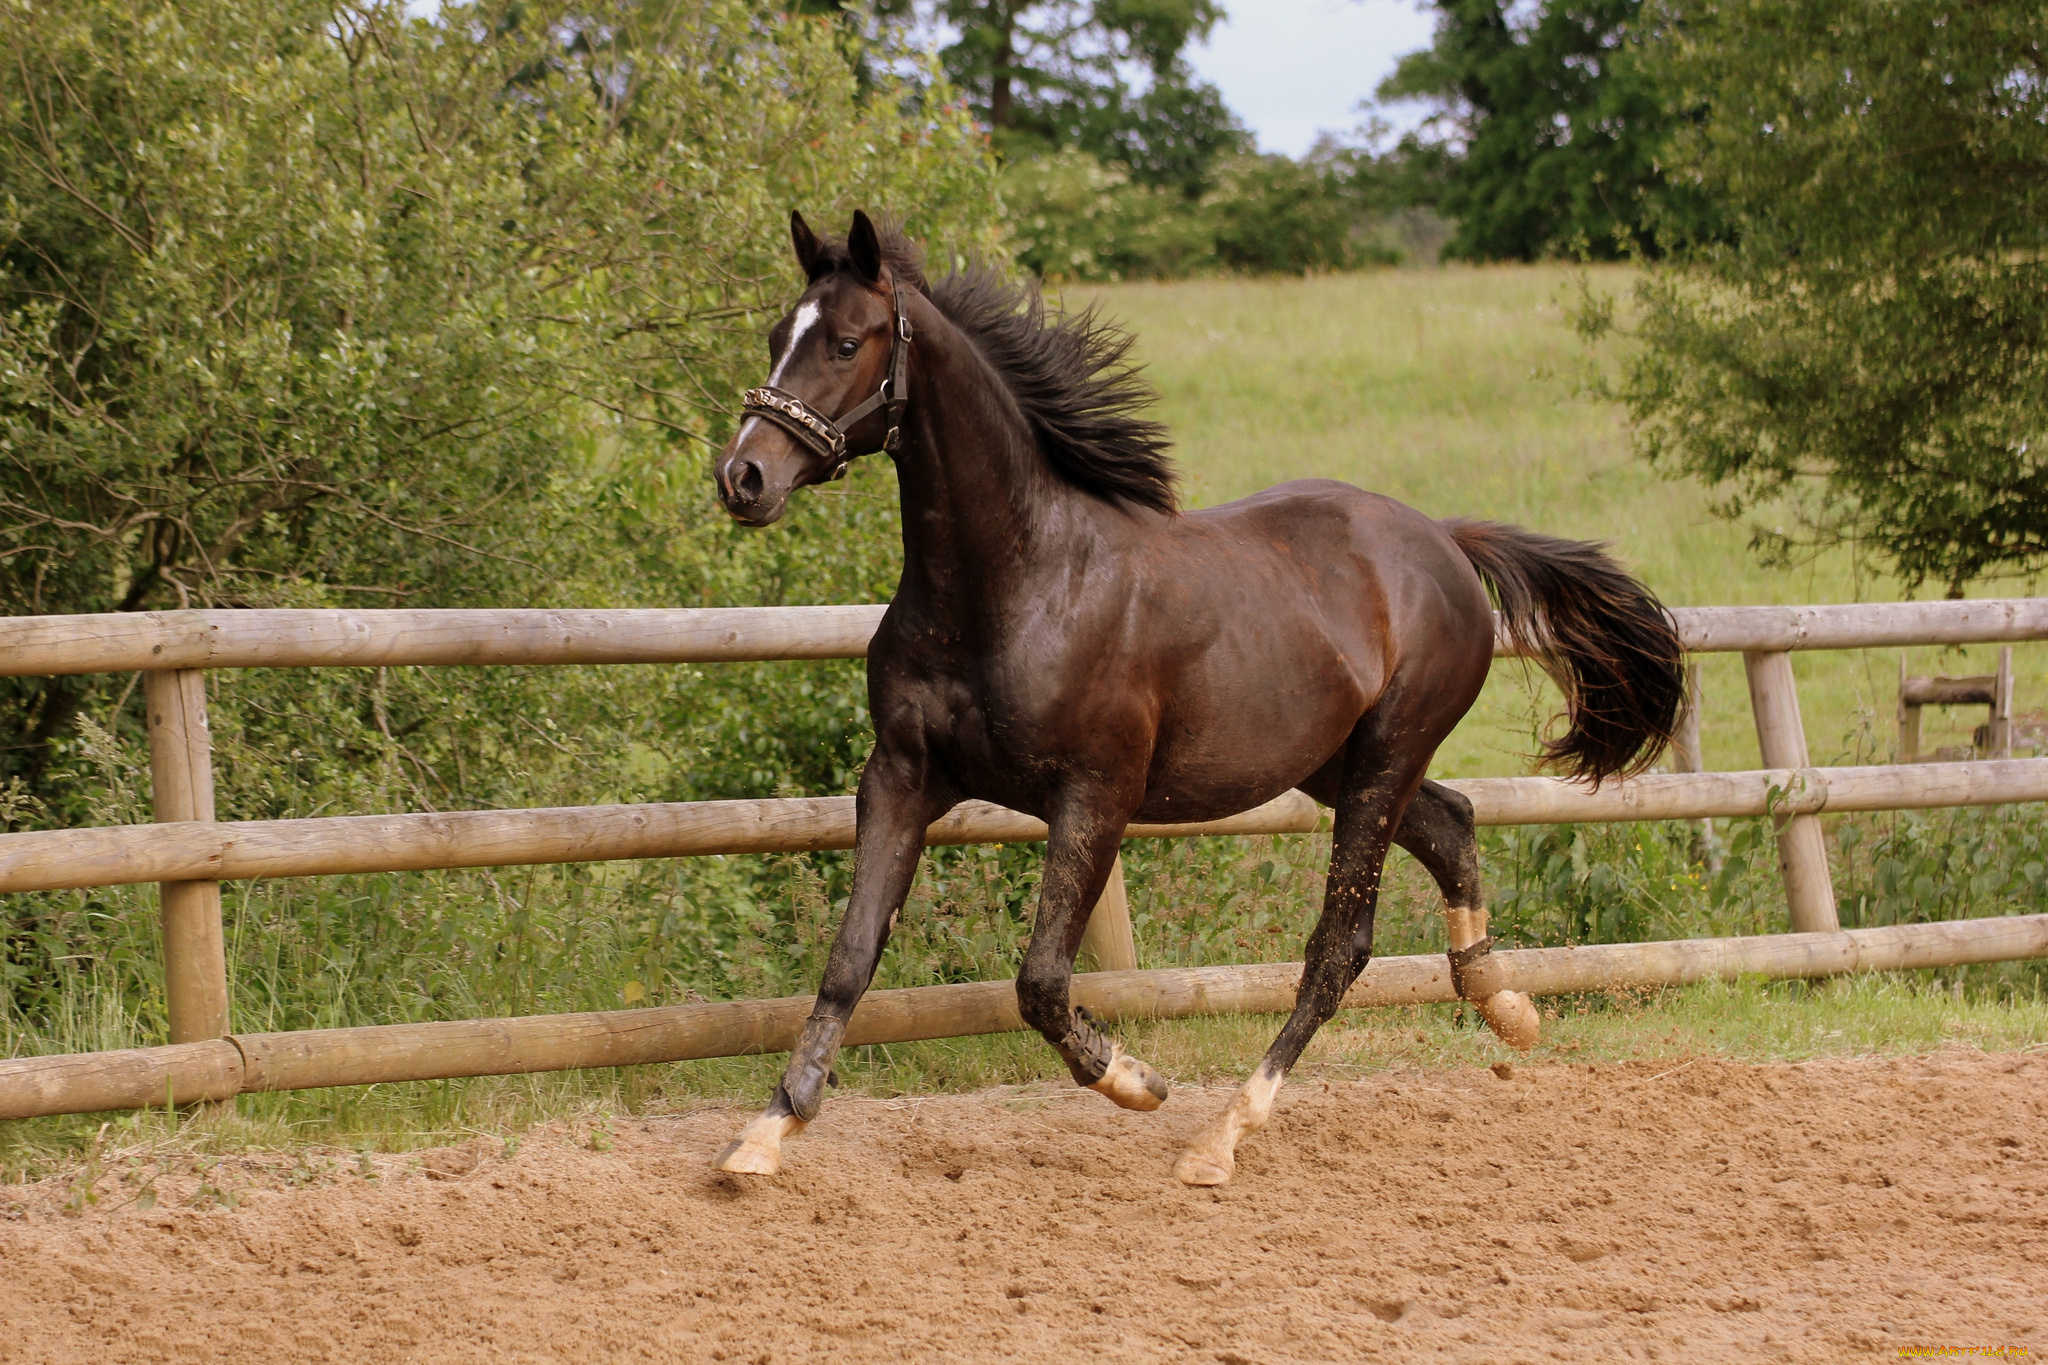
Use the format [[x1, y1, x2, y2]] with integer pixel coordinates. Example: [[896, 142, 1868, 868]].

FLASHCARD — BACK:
[[806, 220, 1178, 515], [931, 269, 1178, 515]]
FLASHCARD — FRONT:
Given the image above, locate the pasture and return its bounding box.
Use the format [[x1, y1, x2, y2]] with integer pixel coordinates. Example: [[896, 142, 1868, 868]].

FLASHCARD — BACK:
[[4, 264, 2047, 1362]]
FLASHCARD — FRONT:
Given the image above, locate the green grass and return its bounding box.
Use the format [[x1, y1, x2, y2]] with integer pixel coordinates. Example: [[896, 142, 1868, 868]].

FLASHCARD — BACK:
[[7, 264, 2046, 1176], [1075, 265, 2048, 778]]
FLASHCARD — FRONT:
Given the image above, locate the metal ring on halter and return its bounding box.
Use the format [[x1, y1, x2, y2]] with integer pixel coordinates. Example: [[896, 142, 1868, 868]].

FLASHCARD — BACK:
[[740, 282, 913, 475]]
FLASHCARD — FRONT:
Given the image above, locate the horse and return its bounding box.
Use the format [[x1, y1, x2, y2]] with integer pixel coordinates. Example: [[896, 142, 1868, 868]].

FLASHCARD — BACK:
[[710, 210, 1684, 1186]]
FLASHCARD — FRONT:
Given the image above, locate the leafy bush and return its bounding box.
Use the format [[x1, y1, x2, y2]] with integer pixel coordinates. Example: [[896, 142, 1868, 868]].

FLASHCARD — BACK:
[[0, 0, 1003, 1045], [1002, 149, 1218, 281], [1002, 148, 1409, 282]]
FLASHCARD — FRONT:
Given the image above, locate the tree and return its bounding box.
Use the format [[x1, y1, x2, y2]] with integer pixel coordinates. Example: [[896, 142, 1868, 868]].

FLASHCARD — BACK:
[[938, 0, 1245, 193], [1585, 0, 2048, 591], [0, 0, 1001, 800], [1375, 0, 1716, 260]]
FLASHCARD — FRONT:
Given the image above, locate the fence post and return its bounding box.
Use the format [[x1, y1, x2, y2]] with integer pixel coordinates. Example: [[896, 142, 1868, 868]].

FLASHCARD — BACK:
[[1079, 854, 1139, 971], [1989, 647, 2014, 759], [1742, 650, 1839, 932], [144, 669, 230, 1044], [1669, 662, 1722, 872]]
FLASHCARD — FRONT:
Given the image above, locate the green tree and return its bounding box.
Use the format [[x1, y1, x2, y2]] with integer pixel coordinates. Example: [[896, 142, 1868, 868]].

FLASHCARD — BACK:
[[1376, 0, 1715, 260], [0, 0, 1001, 800], [939, 0, 1244, 193], [1585, 0, 2048, 591]]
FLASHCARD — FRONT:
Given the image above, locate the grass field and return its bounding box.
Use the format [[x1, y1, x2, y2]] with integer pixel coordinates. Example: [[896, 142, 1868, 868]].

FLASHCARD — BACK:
[[1076, 265, 2047, 776], [5, 264, 2046, 1174]]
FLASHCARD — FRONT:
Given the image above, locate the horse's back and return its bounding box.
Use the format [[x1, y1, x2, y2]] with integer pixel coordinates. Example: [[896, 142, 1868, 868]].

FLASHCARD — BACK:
[[1182, 478, 1493, 659]]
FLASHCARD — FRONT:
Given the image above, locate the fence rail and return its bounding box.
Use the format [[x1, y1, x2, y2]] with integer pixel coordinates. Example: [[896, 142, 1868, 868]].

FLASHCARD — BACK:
[[3, 598, 2046, 676], [5, 915, 2044, 1122], [3, 760, 2047, 896], [2, 597, 2046, 1123]]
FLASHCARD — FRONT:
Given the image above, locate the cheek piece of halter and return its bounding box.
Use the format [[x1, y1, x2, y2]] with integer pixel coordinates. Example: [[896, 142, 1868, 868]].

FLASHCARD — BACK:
[[740, 282, 913, 482]]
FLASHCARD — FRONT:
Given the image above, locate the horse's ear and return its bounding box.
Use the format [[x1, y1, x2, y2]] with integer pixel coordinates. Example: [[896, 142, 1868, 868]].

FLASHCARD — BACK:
[[847, 210, 883, 284], [790, 210, 821, 278]]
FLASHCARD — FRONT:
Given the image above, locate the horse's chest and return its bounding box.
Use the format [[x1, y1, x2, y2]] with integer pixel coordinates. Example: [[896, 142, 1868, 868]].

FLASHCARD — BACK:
[[874, 638, 1127, 788]]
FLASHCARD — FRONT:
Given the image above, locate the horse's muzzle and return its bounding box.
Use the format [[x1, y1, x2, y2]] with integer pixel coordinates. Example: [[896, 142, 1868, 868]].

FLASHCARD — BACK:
[[714, 446, 790, 526]]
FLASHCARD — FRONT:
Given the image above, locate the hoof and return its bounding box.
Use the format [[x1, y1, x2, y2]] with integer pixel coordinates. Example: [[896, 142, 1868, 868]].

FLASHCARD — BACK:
[[1173, 1147, 1234, 1187], [711, 1112, 805, 1175], [711, 1137, 782, 1175], [1171, 1064, 1281, 1187], [1478, 990, 1541, 1051], [1087, 1047, 1169, 1112]]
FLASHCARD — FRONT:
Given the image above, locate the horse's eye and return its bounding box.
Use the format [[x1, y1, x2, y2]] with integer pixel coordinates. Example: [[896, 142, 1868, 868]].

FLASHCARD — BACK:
[[837, 338, 859, 358]]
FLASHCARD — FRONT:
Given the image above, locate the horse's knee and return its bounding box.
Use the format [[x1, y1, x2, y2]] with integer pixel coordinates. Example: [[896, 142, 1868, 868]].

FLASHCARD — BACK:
[[1014, 959, 1070, 1041]]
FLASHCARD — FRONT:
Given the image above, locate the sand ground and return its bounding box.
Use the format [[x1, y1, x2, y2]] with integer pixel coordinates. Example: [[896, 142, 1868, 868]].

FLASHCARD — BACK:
[[3, 1049, 2044, 1363]]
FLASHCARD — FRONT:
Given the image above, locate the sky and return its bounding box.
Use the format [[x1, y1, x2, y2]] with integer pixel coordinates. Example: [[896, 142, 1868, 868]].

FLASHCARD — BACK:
[[1184, 0, 1438, 157]]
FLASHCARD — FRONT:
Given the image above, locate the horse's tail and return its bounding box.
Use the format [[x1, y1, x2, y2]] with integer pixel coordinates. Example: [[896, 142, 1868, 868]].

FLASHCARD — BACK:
[[1443, 518, 1685, 784]]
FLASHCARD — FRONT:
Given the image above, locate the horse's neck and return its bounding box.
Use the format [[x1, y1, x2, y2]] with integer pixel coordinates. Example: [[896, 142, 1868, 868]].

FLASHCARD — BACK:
[[887, 313, 1089, 618]]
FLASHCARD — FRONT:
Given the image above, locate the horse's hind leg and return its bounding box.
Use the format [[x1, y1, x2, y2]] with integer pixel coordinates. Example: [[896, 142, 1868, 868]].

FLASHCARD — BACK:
[[1174, 726, 1418, 1188], [1017, 804, 1168, 1112], [1395, 781, 1539, 1051]]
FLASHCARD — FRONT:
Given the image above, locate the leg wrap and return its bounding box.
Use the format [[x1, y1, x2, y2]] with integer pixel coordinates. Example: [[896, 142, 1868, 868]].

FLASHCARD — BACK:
[[1447, 935, 1503, 1000], [780, 1014, 847, 1121], [1058, 1004, 1115, 1085]]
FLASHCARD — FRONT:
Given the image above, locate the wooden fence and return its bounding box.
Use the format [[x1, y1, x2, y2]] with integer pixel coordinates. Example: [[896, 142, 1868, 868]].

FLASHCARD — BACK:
[[2, 598, 2046, 1121]]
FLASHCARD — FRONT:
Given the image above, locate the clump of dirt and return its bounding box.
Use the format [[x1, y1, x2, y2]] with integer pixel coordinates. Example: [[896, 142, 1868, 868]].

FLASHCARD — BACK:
[[3, 1049, 2045, 1363]]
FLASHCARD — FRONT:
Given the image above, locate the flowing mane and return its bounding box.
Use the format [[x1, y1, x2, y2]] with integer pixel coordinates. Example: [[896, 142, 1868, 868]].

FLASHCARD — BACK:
[[802, 223, 1179, 514], [930, 269, 1178, 515]]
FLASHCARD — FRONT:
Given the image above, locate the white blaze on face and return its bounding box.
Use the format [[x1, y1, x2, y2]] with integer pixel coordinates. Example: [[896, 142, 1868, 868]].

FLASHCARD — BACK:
[[771, 300, 822, 385], [738, 300, 823, 446]]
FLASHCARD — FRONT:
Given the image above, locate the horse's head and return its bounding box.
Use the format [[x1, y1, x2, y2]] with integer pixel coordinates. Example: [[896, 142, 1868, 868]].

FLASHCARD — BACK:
[[715, 209, 911, 527]]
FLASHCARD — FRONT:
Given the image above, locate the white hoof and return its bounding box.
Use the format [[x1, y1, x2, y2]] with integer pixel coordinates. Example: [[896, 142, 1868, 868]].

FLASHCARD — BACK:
[[1087, 1046, 1169, 1112], [1172, 1064, 1282, 1187], [1172, 1145, 1234, 1187], [711, 1111, 806, 1175], [1477, 990, 1541, 1051]]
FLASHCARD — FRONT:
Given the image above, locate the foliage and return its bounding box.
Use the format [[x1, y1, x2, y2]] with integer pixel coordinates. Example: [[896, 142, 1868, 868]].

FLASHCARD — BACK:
[[1373, 0, 1719, 260], [0, 0, 999, 805], [0, 0, 1007, 1032], [937, 0, 1245, 195], [1002, 149, 1221, 280], [1482, 808, 2048, 973], [1579, 0, 2048, 591], [1002, 148, 1404, 282]]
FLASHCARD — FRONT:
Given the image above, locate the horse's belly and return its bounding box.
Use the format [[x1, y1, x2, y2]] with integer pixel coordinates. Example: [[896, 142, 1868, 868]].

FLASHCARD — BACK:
[[1125, 651, 1366, 822], [1129, 718, 1345, 823]]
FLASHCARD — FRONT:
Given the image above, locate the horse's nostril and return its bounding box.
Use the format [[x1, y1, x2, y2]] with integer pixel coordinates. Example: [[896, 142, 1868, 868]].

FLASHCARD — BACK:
[[734, 460, 764, 501]]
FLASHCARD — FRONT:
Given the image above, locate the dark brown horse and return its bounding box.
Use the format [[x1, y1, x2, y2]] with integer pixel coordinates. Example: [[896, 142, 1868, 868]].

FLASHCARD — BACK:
[[711, 211, 1683, 1185]]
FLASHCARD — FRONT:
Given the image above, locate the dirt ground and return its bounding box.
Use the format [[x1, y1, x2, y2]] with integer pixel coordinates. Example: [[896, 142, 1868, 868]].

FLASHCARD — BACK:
[[3, 1049, 2044, 1363]]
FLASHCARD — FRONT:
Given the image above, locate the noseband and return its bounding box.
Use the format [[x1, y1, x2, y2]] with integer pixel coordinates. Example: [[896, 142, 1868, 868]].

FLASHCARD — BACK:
[[741, 283, 913, 481]]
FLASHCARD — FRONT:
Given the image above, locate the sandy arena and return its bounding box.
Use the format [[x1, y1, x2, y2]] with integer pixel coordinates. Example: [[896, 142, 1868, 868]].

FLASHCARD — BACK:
[[3, 1049, 2043, 1363]]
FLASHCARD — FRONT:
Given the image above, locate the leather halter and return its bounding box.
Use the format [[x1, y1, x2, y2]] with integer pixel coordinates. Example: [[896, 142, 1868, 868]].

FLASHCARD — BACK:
[[741, 281, 913, 481]]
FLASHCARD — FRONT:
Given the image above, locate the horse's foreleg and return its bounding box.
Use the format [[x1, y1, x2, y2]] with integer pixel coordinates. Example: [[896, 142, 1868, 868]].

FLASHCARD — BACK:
[[1175, 742, 1415, 1187], [1397, 781, 1539, 1051], [1017, 810, 1168, 1112], [713, 758, 945, 1176]]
